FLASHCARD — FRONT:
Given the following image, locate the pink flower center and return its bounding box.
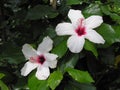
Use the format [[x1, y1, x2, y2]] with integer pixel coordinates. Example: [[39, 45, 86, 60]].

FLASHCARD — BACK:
[[30, 55, 46, 64], [75, 18, 86, 36]]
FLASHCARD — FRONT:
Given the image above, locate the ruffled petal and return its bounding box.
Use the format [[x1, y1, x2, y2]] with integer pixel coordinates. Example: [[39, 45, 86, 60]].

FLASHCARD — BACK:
[[37, 36, 53, 53], [85, 16, 103, 29], [21, 61, 38, 76], [44, 53, 58, 61], [67, 35, 85, 53], [85, 30, 105, 44], [35, 66, 50, 80], [55, 23, 75, 36], [68, 9, 84, 25], [22, 44, 37, 59]]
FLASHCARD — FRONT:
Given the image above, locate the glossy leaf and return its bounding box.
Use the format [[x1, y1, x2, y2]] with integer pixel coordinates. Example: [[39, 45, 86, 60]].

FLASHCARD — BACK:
[[98, 23, 120, 47], [28, 72, 49, 90], [51, 38, 67, 58], [66, 68, 94, 83], [59, 54, 79, 73], [84, 40, 98, 57], [83, 4, 102, 17], [48, 71, 63, 90], [97, 23, 116, 47]]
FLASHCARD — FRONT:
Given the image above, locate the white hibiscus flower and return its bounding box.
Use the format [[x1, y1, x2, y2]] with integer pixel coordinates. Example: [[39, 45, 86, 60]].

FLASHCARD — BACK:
[[55, 9, 105, 53], [21, 36, 58, 80]]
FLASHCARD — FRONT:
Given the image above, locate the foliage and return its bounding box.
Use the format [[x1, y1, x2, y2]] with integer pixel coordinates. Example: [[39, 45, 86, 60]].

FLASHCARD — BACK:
[[0, 0, 120, 90]]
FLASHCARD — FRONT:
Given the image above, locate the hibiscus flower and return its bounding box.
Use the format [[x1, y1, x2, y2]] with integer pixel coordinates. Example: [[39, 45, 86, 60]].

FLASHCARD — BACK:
[[21, 36, 58, 80], [55, 9, 105, 53]]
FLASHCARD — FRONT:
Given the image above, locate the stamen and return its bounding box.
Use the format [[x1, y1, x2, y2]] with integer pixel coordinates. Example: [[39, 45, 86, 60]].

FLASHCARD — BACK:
[[75, 18, 86, 36], [29, 55, 46, 64], [37, 55, 46, 64]]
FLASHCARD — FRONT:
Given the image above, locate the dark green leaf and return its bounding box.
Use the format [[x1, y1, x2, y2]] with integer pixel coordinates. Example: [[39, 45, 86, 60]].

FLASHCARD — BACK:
[[110, 13, 120, 24], [45, 26, 56, 38], [51, 38, 67, 58], [112, 25, 120, 42], [66, 0, 83, 5], [83, 4, 102, 17], [100, 5, 111, 15], [26, 5, 58, 20], [0, 42, 24, 64], [65, 80, 96, 90], [84, 40, 98, 57], [98, 23, 120, 47], [59, 54, 79, 73], [48, 71, 63, 90], [66, 68, 94, 83]]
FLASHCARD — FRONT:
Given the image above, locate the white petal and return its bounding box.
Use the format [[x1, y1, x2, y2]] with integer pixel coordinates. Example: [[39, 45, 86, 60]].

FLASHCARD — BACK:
[[21, 61, 38, 76], [48, 60, 57, 69], [67, 35, 85, 53], [85, 16, 103, 29], [68, 9, 84, 25], [37, 36, 53, 53], [22, 44, 37, 59], [55, 23, 75, 36], [85, 30, 105, 44], [44, 53, 58, 61], [35, 66, 50, 80]]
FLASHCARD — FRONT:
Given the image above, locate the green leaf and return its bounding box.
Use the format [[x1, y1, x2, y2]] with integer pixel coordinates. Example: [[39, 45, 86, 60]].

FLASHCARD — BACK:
[[65, 80, 96, 90], [51, 38, 68, 58], [28, 72, 49, 90], [66, 0, 83, 5], [112, 25, 120, 40], [83, 4, 102, 17], [97, 23, 120, 47], [59, 54, 79, 73], [101, 5, 120, 24], [66, 68, 94, 83], [110, 13, 120, 24], [0, 80, 9, 90], [48, 71, 63, 90], [0, 73, 5, 79], [84, 40, 98, 57], [26, 5, 58, 20], [100, 5, 111, 15]]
